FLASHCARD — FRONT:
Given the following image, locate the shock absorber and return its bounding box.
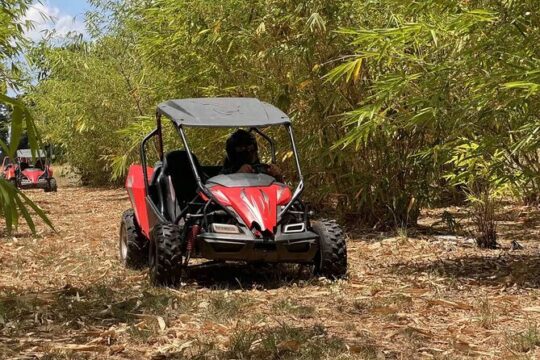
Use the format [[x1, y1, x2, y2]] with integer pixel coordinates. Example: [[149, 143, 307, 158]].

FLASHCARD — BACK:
[[184, 224, 200, 266]]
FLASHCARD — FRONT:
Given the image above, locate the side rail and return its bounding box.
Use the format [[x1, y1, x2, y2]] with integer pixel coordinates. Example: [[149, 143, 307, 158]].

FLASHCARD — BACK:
[[140, 128, 159, 192], [278, 125, 304, 221]]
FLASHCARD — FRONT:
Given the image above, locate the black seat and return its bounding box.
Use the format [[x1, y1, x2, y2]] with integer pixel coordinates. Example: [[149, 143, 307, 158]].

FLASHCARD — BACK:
[[158, 150, 203, 221], [19, 161, 29, 171], [163, 150, 203, 203]]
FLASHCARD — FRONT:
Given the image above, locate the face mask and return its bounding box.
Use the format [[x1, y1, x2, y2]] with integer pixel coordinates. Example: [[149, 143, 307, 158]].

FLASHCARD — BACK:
[[235, 150, 256, 165]]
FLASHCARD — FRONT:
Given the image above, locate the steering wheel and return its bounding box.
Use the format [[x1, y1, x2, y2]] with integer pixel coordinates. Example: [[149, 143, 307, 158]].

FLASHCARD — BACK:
[[252, 163, 270, 174]]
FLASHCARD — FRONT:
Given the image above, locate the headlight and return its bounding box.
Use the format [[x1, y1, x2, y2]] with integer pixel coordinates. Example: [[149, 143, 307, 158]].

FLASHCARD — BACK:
[[210, 223, 241, 234], [283, 223, 305, 233]]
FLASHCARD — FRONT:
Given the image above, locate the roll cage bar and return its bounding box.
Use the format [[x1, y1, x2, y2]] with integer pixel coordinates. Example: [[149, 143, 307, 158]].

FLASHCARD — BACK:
[[13, 149, 52, 176], [140, 112, 305, 223]]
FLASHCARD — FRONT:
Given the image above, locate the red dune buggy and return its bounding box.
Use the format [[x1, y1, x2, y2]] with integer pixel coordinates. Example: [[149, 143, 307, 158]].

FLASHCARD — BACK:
[[119, 98, 347, 286], [0, 156, 17, 186], [4, 149, 58, 192]]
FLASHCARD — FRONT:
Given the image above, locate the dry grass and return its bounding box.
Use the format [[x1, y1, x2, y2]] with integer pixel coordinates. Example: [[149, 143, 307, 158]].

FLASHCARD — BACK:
[[1, 185, 540, 359]]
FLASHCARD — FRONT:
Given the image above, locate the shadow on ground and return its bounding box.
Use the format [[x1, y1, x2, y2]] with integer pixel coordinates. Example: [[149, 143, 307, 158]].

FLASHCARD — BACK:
[[185, 261, 316, 290], [497, 206, 540, 242], [0, 264, 315, 332], [0, 263, 332, 358], [392, 253, 540, 288]]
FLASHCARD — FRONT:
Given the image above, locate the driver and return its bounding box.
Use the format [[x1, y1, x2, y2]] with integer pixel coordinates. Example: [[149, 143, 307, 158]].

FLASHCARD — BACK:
[[222, 129, 283, 181]]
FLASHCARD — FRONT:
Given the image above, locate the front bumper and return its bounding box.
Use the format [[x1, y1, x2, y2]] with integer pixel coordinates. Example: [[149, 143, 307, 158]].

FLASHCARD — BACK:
[[19, 178, 49, 189], [197, 230, 319, 262]]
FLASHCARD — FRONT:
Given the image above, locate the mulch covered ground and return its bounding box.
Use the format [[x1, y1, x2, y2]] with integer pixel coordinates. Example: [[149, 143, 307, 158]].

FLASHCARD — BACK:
[[1, 185, 540, 359]]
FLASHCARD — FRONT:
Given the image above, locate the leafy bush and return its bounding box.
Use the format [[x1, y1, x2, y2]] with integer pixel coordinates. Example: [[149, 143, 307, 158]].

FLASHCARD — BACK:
[[25, 0, 540, 231], [0, 1, 52, 233]]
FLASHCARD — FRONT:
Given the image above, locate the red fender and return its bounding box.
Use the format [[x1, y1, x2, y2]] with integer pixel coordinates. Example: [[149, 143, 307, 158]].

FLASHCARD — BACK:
[[5, 167, 16, 181], [126, 165, 154, 238]]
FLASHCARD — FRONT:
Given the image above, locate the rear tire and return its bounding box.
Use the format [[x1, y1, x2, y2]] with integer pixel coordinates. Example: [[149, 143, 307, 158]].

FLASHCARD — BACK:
[[119, 209, 149, 269], [312, 219, 347, 279], [149, 223, 183, 286]]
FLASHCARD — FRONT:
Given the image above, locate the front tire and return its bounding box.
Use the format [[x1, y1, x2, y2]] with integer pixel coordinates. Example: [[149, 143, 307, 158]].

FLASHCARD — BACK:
[[149, 223, 183, 286], [312, 220, 347, 279], [119, 209, 149, 269], [45, 178, 57, 192], [49, 178, 57, 192]]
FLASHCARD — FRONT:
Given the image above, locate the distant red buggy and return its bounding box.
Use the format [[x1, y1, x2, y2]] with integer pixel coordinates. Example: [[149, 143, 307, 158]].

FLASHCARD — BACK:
[[0, 156, 17, 187], [1, 149, 57, 192]]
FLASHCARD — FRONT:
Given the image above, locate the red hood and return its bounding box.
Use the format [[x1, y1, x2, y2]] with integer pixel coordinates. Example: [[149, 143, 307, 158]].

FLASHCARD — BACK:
[[208, 183, 292, 233], [22, 169, 46, 183]]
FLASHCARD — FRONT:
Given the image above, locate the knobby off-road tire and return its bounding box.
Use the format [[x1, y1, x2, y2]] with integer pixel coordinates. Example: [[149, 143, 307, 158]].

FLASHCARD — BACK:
[[49, 178, 58, 192], [119, 209, 149, 269], [149, 223, 183, 287], [312, 219, 347, 279], [44, 178, 57, 192]]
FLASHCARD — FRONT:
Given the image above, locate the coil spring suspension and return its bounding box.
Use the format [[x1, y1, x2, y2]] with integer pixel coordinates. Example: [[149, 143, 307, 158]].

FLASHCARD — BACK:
[[184, 224, 200, 266]]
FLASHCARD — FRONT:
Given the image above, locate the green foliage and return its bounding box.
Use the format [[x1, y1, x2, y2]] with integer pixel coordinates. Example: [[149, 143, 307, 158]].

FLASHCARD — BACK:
[[0, 1, 31, 88], [0, 0, 52, 233], [27, 32, 161, 184], [0, 177, 53, 234], [329, 0, 540, 225], [29, 0, 363, 194], [25, 0, 540, 229]]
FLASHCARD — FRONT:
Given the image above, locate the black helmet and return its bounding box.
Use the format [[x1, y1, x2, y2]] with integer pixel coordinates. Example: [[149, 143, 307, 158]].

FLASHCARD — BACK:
[[223, 129, 259, 172]]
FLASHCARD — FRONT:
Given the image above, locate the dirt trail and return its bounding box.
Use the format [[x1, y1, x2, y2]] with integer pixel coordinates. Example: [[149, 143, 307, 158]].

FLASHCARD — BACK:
[[1, 186, 540, 359]]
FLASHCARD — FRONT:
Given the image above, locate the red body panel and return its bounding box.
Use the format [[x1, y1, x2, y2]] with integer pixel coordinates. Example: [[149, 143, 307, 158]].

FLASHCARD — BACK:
[[209, 183, 292, 233], [4, 167, 16, 180], [22, 169, 46, 184], [126, 165, 154, 238], [1, 158, 16, 180]]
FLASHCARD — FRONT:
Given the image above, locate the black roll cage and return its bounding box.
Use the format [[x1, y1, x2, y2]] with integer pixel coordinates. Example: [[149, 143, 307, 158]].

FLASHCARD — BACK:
[[140, 112, 305, 223]]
